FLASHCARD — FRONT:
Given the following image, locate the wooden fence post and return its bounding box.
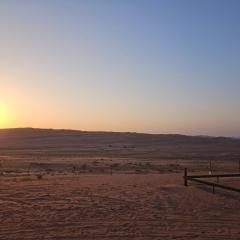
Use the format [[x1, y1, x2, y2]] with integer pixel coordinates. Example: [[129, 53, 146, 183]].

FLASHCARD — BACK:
[[184, 168, 188, 186], [209, 159, 212, 173], [0, 160, 2, 176]]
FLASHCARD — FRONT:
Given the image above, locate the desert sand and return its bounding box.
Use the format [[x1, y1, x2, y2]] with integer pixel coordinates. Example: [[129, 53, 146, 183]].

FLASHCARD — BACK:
[[0, 128, 239, 239], [0, 174, 239, 240]]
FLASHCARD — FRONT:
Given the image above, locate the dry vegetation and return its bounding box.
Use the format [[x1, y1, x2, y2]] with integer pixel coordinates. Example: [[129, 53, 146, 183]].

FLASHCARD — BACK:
[[0, 128, 240, 174]]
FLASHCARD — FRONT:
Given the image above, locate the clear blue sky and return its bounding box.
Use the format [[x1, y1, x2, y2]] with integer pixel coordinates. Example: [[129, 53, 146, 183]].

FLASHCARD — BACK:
[[0, 0, 240, 136]]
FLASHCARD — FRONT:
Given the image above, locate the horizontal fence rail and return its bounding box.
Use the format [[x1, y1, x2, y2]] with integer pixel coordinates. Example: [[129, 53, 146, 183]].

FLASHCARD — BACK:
[[187, 173, 240, 179], [184, 168, 240, 194]]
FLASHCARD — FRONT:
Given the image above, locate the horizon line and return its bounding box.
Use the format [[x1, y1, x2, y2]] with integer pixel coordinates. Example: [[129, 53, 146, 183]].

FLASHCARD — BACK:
[[0, 127, 238, 139]]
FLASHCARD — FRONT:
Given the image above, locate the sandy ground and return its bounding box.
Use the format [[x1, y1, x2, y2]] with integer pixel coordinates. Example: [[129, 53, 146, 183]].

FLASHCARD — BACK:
[[0, 173, 239, 240]]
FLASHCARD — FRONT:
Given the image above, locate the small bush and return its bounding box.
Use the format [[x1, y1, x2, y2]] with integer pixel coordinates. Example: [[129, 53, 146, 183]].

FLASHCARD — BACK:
[[111, 163, 120, 168], [21, 177, 31, 181], [36, 174, 43, 180], [81, 164, 88, 170]]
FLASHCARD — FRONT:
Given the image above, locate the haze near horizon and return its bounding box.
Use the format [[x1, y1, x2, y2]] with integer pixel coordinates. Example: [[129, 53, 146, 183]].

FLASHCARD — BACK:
[[1, 0, 240, 137]]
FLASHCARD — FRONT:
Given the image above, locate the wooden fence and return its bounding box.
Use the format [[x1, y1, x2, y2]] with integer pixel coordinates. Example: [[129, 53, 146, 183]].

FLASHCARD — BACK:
[[184, 168, 240, 193]]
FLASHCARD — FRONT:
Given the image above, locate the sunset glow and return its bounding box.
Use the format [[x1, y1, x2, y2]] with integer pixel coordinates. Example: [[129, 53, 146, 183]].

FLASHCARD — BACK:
[[0, 1, 240, 137], [1, 2, 240, 239], [0, 103, 10, 128]]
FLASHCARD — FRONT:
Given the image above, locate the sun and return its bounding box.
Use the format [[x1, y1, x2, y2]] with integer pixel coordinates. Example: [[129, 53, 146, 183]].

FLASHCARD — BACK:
[[0, 103, 10, 128]]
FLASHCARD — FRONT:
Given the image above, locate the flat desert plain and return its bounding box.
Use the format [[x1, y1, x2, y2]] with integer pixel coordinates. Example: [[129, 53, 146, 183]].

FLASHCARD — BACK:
[[0, 128, 239, 239]]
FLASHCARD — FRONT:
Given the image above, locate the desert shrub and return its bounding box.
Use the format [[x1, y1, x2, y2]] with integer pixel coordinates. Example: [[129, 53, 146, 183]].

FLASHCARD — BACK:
[[93, 160, 99, 165], [21, 177, 31, 181], [99, 168, 105, 173], [81, 164, 88, 170], [111, 163, 120, 168], [36, 174, 43, 180], [72, 166, 76, 172], [46, 168, 53, 173], [135, 169, 144, 174]]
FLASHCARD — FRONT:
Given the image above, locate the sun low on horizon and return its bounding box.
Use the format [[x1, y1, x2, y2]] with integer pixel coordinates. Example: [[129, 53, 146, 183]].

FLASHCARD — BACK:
[[0, 103, 10, 128], [0, 103, 9, 128]]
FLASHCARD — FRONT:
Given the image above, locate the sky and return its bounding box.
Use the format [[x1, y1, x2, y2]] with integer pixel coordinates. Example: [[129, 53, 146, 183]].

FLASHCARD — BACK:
[[0, 0, 240, 137]]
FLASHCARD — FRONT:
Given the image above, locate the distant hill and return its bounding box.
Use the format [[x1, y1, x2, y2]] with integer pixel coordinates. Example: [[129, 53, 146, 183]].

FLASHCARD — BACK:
[[0, 128, 239, 149], [0, 128, 240, 172]]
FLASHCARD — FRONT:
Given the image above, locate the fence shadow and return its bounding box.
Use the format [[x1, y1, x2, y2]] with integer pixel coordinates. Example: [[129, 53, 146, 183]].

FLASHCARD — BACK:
[[196, 183, 240, 200]]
